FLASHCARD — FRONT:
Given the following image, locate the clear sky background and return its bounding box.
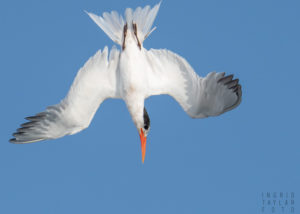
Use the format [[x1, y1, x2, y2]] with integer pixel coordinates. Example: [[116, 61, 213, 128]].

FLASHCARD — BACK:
[[1, 0, 299, 213]]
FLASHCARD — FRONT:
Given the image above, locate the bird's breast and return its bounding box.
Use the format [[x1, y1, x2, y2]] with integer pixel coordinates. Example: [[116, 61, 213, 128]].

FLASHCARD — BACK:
[[119, 46, 150, 99]]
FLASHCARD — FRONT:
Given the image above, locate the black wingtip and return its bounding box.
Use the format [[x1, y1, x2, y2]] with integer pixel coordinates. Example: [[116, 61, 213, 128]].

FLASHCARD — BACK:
[[13, 132, 24, 137], [21, 121, 37, 128], [218, 74, 233, 84], [17, 127, 31, 132], [235, 84, 242, 96], [217, 73, 242, 97], [25, 114, 45, 121], [9, 138, 17, 143]]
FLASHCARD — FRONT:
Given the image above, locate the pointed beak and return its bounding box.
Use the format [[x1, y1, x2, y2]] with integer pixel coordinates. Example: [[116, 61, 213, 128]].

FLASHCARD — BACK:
[[139, 128, 147, 163]]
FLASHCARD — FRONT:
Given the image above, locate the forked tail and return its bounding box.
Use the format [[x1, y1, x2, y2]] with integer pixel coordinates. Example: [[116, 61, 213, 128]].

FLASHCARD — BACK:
[[85, 2, 161, 46]]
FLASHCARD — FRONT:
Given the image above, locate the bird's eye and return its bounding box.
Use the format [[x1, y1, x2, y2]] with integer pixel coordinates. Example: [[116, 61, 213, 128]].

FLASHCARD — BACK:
[[144, 125, 149, 130]]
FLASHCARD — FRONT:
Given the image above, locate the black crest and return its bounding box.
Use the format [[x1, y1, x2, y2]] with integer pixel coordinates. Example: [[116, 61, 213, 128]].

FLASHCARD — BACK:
[[143, 108, 150, 130]]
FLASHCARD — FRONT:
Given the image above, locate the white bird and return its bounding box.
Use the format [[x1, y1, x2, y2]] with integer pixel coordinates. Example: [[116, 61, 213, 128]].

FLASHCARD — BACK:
[[10, 2, 242, 163]]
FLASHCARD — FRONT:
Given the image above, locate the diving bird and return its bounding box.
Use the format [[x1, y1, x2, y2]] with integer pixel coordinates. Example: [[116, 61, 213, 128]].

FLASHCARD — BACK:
[[10, 2, 242, 163]]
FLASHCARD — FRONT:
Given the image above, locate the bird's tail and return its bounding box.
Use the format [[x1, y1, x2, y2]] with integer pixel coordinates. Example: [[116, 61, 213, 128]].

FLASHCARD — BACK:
[[86, 2, 161, 46]]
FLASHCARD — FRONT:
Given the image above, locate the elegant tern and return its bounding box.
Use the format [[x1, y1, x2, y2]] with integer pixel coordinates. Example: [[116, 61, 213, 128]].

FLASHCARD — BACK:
[[10, 2, 242, 163]]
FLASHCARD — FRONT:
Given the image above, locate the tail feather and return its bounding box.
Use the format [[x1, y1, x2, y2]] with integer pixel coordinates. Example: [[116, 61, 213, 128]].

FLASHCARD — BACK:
[[86, 2, 161, 45], [85, 10, 125, 45], [133, 3, 160, 42]]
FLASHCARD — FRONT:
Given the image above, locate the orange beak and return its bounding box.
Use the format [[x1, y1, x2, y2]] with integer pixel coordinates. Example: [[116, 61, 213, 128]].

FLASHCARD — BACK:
[[139, 128, 147, 163]]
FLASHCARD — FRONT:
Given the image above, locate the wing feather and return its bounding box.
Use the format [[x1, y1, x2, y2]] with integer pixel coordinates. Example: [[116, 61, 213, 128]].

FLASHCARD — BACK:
[[145, 48, 242, 118], [10, 46, 120, 144]]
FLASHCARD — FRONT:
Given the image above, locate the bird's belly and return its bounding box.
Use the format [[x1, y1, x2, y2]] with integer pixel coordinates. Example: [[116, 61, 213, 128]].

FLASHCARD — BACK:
[[119, 50, 150, 99]]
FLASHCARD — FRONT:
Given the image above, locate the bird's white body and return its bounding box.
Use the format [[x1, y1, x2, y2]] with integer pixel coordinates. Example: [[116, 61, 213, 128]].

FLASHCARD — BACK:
[[121, 46, 146, 128], [120, 39, 153, 129], [11, 2, 242, 155]]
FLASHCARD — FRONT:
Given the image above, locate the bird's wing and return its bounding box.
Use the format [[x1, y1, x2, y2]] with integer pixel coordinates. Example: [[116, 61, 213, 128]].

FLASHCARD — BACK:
[[145, 48, 242, 118], [10, 46, 120, 144]]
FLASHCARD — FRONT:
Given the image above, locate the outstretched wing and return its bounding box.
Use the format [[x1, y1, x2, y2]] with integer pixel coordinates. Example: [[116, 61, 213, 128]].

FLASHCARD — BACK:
[[145, 49, 242, 118], [10, 46, 120, 143]]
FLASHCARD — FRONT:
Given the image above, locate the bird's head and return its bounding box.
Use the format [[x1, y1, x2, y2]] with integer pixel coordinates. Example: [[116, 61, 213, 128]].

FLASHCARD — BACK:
[[138, 108, 150, 163]]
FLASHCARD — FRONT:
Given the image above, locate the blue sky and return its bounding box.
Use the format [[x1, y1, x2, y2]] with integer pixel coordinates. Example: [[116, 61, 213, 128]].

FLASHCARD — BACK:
[[1, 0, 300, 213]]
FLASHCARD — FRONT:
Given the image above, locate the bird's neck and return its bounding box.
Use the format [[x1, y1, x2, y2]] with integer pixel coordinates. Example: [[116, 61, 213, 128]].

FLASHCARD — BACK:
[[126, 94, 145, 131]]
